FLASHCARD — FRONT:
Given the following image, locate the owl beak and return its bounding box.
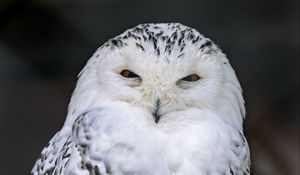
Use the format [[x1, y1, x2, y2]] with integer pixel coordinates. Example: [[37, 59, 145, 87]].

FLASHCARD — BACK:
[[152, 99, 161, 123]]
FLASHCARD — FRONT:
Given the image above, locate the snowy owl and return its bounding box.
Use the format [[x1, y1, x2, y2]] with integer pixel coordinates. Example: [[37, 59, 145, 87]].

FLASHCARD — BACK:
[[32, 23, 250, 175]]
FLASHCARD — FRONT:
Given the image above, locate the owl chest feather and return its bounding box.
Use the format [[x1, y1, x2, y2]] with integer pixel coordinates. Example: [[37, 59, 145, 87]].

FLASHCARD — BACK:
[[71, 107, 249, 175]]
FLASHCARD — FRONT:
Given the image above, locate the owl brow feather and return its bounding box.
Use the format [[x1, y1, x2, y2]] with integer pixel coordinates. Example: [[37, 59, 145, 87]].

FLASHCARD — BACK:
[[104, 23, 217, 59]]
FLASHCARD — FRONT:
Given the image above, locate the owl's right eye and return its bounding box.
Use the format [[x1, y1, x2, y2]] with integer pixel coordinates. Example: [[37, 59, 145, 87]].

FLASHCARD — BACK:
[[180, 74, 201, 82], [120, 70, 140, 78]]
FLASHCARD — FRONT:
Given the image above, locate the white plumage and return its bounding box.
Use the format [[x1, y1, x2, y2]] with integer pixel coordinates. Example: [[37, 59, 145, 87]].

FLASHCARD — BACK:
[[32, 23, 250, 175]]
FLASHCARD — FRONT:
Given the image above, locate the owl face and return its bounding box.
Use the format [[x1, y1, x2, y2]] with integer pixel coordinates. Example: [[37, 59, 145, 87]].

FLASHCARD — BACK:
[[94, 49, 223, 122], [70, 23, 244, 128]]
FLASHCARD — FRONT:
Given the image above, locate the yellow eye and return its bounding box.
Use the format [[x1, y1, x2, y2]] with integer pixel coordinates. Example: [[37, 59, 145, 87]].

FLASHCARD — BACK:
[[181, 74, 201, 82], [120, 70, 140, 78]]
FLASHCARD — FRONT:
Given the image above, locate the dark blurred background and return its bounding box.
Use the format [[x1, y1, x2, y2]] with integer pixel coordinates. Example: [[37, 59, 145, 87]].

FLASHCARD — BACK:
[[0, 0, 299, 174]]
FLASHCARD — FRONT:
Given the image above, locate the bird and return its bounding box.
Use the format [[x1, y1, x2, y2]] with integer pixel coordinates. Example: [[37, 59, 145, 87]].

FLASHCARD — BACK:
[[32, 23, 250, 175]]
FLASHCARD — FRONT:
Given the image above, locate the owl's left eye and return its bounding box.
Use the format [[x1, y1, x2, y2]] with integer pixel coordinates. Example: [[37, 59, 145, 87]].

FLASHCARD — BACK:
[[181, 74, 201, 82], [120, 70, 140, 78]]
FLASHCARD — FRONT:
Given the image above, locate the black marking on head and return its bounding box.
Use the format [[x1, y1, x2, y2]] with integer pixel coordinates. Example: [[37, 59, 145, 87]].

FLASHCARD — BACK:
[[179, 43, 185, 53], [62, 149, 71, 159], [192, 36, 200, 44], [188, 33, 195, 40], [164, 45, 171, 54], [177, 53, 184, 58], [153, 25, 160, 29], [142, 35, 147, 40], [136, 43, 145, 51], [110, 39, 125, 48], [111, 39, 119, 47], [155, 48, 160, 56], [148, 33, 154, 41], [178, 32, 185, 46], [199, 40, 212, 49], [127, 32, 139, 40], [101, 23, 217, 59], [166, 37, 171, 44], [133, 27, 143, 33], [171, 31, 178, 40], [153, 37, 158, 50], [155, 31, 164, 37]]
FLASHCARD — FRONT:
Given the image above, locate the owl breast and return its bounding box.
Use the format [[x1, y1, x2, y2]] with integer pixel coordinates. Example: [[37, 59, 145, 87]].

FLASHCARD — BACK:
[[73, 106, 248, 175]]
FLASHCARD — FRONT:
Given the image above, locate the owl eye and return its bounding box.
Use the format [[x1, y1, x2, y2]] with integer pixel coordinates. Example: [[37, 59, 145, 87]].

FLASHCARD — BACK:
[[120, 70, 140, 78], [181, 74, 201, 82]]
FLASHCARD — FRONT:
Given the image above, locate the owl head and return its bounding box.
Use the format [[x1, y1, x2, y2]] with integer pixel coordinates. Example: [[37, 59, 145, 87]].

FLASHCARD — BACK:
[[66, 23, 245, 131]]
